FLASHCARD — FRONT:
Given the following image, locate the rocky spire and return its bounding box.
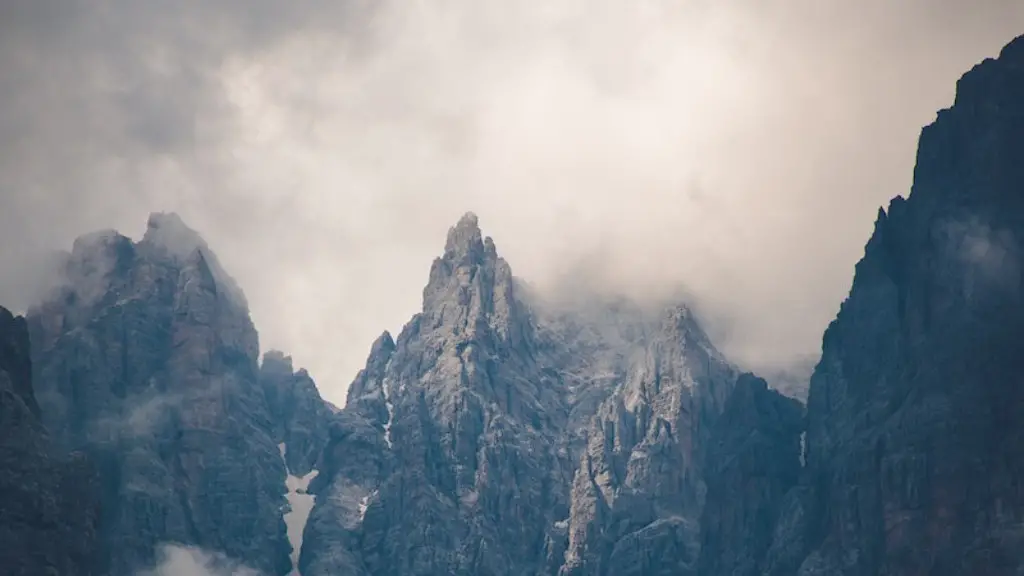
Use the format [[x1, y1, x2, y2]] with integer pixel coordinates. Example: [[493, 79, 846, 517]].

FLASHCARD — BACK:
[[302, 211, 568, 576], [442, 211, 487, 261], [421, 212, 529, 353], [558, 303, 739, 576]]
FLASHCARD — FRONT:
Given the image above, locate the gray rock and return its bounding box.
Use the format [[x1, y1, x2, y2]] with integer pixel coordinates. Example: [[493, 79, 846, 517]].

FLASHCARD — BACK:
[[302, 212, 747, 576], [303, 212, 571, 576], [559, 305, 737, 576], [0, 305, 102, 576]]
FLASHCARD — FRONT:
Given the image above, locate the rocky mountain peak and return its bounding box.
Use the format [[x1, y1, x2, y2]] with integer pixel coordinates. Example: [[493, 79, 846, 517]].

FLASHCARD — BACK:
[[422, 212, 527, 351], [442, 211, 489, 260]]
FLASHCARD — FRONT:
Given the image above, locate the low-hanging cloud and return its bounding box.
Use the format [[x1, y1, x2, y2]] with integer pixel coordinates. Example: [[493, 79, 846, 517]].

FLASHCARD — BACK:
[[137, 544, 260, 576], [2, 0, 1023, 403]]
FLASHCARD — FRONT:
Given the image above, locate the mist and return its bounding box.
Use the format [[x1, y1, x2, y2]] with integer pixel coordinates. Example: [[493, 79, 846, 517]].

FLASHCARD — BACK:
[[136, 544, 259, 576], [2, 0, 1023, 404]]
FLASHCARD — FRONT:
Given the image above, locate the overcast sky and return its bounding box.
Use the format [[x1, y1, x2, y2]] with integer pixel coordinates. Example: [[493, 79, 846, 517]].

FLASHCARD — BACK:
[[2, 0, 1023, 405]]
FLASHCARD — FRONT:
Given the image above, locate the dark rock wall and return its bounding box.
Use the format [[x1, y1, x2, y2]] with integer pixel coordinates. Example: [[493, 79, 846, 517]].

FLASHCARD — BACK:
[[697, 373, 803, 576], [0, 305, 102, 576], [759, 35, 1024, 576]]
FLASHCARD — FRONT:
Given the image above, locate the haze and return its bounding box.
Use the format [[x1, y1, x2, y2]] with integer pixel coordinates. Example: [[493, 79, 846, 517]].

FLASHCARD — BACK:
[[2, 0, 1022, 405]]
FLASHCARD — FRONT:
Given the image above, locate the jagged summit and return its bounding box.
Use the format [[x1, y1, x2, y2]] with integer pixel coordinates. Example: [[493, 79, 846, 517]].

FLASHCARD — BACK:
[[444, 211, 481, 251], [422, 212, 519, 337], [441, 211, 499, 264], [368, 330, 395, 356], [59, 211, 251, 309]]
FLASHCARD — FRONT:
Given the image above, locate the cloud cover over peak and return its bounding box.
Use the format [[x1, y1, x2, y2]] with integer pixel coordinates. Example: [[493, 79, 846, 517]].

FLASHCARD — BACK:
[[2, 0, 1023, 403]]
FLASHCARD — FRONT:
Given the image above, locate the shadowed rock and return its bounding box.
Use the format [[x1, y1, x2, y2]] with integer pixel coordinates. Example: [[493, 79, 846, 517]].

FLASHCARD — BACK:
[[757, 34, 1024, 576], [0, 305, 102, 576], [697, 373, 804, 576]]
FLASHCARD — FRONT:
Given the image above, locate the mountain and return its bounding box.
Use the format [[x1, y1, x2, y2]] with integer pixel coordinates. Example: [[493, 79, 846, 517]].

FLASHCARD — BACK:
[[301, 212, 572, 575], [699, 34, 1024, 576], [10, 32, 1024, 576], [557, 304, 738, 576], [298, 213, 750, 575], [0, 305, 102, 576], [26, 213, 334, 575]]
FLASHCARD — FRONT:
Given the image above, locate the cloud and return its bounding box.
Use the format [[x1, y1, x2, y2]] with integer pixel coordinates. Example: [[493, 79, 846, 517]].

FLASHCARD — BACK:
[[1, 0, 1023, 403], [137, 544, 261, 576], [942, 217, 1022, 303]]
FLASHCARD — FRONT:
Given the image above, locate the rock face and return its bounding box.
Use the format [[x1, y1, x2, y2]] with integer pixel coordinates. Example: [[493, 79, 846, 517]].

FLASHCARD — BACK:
[[747, 35, 1024, 576], [0, 305, 102, 576], [697, 373, 803, 576], [303, 213, 571, 576], [558, 305, 737, 576], [300, 213, 747, 576], [260, 350, 334, 476], [26, 213, 301, 575]]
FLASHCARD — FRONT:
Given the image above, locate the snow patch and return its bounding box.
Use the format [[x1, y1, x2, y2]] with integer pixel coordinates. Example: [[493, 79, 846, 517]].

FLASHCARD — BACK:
[[279, 443, 319, 575], [358, 490, 377, 521], [382, 370, 395, 448], [799, 431, 806, 466]]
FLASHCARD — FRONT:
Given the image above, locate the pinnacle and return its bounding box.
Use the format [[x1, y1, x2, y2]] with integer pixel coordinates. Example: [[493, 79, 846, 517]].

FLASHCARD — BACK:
[[444, 211, 484, 259]]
